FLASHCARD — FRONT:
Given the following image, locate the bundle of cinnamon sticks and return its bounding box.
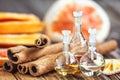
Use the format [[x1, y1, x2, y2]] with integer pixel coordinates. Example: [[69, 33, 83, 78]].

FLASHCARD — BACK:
[[3, 39, 118, 77]]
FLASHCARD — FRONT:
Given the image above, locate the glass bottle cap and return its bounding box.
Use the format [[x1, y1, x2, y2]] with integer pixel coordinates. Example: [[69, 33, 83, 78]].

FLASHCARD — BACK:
[[62, 30, 71, 44], [73, 11, 83, 17]]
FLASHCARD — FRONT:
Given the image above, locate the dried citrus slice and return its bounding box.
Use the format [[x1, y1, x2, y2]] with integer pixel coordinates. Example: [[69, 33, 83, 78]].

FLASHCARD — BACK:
[[103, 59, 120, 75], [44, 0, 110, 42], [0, 12, 44, 34], [0, 33, 45, 47], [0, 49, 8, 66]]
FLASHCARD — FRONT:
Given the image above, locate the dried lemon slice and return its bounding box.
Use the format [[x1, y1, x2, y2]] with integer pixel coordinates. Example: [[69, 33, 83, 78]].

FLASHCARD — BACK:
[[102, 59, 120, 75]]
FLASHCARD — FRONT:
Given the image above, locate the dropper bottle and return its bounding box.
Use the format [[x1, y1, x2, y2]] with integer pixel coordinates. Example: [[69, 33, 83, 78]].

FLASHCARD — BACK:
[[55, 30, 78, 76], [80, 28, 105, 76]]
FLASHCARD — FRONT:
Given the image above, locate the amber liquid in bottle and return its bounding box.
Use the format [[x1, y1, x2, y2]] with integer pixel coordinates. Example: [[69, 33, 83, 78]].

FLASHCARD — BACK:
[[55, 64, 78, 76]]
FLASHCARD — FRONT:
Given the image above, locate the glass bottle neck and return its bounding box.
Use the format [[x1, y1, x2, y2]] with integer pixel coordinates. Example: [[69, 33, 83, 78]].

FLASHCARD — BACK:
[[63, 43, 70, 65], [75, 24, 82, 33], [74, 24, 85, 41], [74, 16, 82, 33], [88, 45, 96, 52], [88, 45, 96, 60], [63, 43, 70, 52]]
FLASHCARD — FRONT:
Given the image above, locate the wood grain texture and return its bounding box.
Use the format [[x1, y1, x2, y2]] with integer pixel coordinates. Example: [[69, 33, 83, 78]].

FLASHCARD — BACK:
[[0, 69, 120, 80], [0, 70, 16, 80], [14, 72, 39, 80]]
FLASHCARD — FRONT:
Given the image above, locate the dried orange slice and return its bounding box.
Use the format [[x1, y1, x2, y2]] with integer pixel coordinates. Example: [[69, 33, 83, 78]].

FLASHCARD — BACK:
[[0, 33, 45, 47], [0, 12, 44, 34], [102, 59, 120, 75], [0, 49, 8, 66], [0, 12, 40, 21], [44, 0, 110, 42]]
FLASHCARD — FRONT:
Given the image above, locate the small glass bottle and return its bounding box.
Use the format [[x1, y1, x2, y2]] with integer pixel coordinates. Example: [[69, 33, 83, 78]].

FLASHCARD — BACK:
[[55, 30, 78, 76], [80, 28, 105, 76], [70, 11, 88, 67]]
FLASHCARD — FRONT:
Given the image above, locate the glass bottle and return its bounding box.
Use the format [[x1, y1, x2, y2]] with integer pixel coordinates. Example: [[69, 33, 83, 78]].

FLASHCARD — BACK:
[[55, 30, 78, 76], [70, 11, 88, 67], [80, 28, 105, 76]]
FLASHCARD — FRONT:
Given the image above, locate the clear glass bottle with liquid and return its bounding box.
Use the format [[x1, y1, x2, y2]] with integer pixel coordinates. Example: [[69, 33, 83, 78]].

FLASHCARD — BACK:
[[55, 30, 78, 76], [80, 28, 105, 76], [70, 11, 88, 68]]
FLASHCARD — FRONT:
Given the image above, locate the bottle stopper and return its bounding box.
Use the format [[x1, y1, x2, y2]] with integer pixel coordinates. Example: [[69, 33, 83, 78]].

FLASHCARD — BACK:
[[62, 30, 71, 44], [73, 11, 82, 17]]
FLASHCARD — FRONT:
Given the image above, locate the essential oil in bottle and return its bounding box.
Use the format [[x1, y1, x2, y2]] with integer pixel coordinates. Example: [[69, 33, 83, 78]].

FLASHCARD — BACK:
[[80, 28, 105, 76], [55, 30, 78, 76]]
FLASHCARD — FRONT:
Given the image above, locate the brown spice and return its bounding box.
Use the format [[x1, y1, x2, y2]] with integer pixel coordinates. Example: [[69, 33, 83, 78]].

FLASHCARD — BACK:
[[97, 40, 118, 54], [3, 61, 17, 73], [8, 42, 63, 64], [29, 53, 62, 76], [17, 63, 30, 74], [35, 34, 50, 48]]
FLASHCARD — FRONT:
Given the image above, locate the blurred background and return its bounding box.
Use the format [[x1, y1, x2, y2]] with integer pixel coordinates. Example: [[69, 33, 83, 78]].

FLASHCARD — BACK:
[[0, 0, 120, 47]]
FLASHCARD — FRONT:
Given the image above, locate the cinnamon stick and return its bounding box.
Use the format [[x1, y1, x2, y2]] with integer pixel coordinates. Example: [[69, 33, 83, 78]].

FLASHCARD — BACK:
[[3, 61, 17, 73], [7, 46, 27, 64], [25, 34, 50, 48], [8, 42, 63, 64], [17, 63, 30, 74], [7, 46, 26, 54], [97, 40, 118, 54], [29, 53, 61, 76], [35, 35, 50, 48], [70, 40, 117, 55]]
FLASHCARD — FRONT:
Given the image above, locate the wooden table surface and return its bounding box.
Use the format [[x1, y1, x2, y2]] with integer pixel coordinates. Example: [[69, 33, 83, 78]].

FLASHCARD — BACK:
[[0, 69, 120, 80]]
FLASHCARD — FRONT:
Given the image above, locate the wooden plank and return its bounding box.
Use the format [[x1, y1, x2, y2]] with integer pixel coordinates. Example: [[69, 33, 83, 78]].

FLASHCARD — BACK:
[[42, 72, 61, 80], [14, 72, 42, 80], [1, 68, 120, 80], [13, 71, 104, 80], [14, 71, 61, 80], [115, 74, 120, 79], [0, 68, 16, 80], [98, 74, 111, 80], [73, 72, 102, 80]]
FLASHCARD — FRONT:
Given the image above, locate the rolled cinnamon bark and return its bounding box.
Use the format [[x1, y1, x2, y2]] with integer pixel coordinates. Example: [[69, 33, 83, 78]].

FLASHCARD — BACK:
[[97, 40, 118, 54], [3, 61, 17, 73], [8, 42, 63, 64], [7, 46, 26, 54], [35, 35, 50, 48], [17, 63, 30, 74], [29, 53, 61, 76], [70, 40, 117, 55], [7, 46, 27, 63]]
